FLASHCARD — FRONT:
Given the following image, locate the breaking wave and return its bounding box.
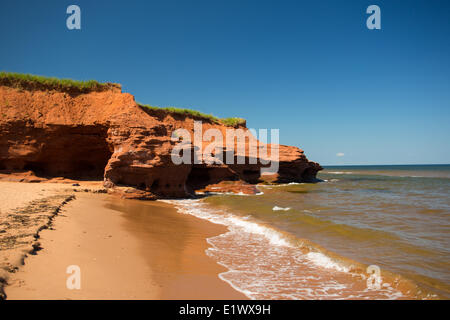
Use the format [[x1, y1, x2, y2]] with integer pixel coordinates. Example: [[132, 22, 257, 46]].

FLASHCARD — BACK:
[[162, 199, 408, 300]]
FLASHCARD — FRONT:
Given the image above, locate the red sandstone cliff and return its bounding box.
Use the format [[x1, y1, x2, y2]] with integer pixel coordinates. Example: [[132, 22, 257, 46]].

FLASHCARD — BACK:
[[0, 80, 321, 199]]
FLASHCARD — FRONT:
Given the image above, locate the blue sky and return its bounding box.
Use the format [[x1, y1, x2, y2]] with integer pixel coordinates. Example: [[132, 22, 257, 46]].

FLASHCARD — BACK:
[[1, 0, 449, 165]]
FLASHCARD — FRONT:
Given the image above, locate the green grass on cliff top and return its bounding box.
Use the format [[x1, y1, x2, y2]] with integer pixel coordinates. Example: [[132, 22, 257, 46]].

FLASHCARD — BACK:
[[139, 104, 246, 127], [0, 71, 110, 93], [0, 72, 246, 126], [139, 103, 245, 127]]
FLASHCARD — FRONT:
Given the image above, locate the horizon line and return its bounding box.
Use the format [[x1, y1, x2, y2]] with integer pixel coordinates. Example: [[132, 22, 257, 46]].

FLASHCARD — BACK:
[[321, 163, 450, 167]]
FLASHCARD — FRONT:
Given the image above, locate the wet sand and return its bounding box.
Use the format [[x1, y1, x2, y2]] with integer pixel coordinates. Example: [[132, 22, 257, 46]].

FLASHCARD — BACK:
[[4, 192, 247, 299], [0, 181, 79, 297]]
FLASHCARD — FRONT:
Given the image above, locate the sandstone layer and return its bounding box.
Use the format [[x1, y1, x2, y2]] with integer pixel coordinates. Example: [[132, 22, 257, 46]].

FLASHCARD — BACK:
[[0, 82, 321, 199]]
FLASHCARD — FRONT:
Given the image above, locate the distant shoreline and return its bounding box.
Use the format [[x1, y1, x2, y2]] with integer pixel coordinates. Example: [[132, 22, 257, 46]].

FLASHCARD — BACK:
[[322, 164, 450, 167]]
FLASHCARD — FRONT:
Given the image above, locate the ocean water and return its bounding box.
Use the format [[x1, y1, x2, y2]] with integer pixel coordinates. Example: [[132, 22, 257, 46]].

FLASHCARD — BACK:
[[165, 165, 450, 299]]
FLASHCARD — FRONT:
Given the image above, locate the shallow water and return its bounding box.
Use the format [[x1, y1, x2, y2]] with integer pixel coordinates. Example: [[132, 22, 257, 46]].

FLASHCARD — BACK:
[[167, 165, 450, 299]]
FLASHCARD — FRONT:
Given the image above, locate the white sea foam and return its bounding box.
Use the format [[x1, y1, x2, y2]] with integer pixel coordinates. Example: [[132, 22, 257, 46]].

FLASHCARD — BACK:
[[272, 206, 291, 211], [199, 191, 264, 196], [305, 252, 349, 273], [226, 215, 292, 247], [163, 199, 292, 247], [261, 182, 305, 188], [327, 171, 353, 174], [162, 198, 404, 300]]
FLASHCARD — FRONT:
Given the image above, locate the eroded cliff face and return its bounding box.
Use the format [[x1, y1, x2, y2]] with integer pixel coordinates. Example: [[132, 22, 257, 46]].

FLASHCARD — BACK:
[[0, 85, 322, 199]]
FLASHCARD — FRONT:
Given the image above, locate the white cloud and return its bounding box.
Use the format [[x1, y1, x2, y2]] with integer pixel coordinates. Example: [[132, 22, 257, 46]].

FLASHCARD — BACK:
[[336, 152, 345, 157]]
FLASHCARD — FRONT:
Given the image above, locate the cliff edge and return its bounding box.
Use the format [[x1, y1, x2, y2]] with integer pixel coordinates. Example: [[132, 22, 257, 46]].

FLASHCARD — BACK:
[[0, 73, 322, 199]]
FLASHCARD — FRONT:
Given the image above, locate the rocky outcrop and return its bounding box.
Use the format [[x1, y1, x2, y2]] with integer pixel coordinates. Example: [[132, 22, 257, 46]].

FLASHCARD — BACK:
[[0, 81, 321, 199]]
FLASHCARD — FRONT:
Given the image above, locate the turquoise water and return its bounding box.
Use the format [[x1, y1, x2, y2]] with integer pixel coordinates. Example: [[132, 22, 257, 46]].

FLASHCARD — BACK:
[[315, 165, 450, 296], [171, 165, 450, 299]]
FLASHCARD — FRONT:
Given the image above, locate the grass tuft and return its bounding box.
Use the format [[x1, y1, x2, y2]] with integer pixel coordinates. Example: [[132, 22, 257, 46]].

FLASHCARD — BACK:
[[138, 104, 246, 127], [0, 71, 116, 94], [220, 117, 246, 127], [0, 72, 246, 127]]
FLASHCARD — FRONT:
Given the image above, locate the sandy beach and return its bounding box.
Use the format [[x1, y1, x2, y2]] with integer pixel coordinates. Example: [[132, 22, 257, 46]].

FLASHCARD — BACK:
[[1, 182, 247, 300]]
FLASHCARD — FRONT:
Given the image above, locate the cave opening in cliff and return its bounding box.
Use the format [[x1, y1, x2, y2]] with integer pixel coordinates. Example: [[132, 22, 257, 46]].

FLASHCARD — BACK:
[[186, 166, 213, 190], [300, 167, 316, 182], [242, 169, 261, 184], [21, 126, 113, 180]]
